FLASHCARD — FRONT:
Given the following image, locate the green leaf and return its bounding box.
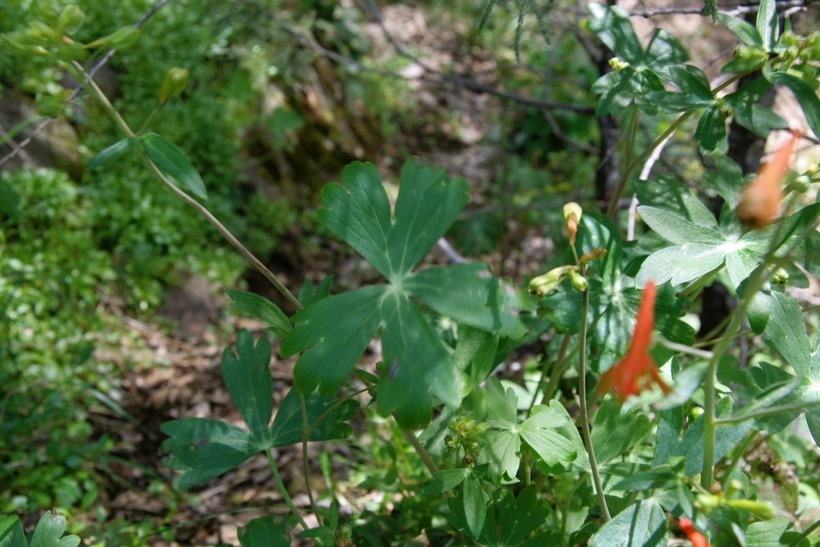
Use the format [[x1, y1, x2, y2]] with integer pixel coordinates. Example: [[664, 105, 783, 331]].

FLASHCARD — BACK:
[[405, 263, 529, 339], [463, 473, 486, 540], [226, 289, 291, 338], [30, 511, 81, 547], [269, 387, 356, 447], [613, 468, 678, 492], [637, 244, 726, 286], [298, 276, 333, 306], [745, 518, 792, 546], [286, 159, 523, 427], [643, 29, 688, 73], [520, 401, 587, 470], [222, 330, 273, 435], [88, 137, 134, 169], [765, 71, 820, 139], [0, 515, 26, 547], [592, 398, 652, 465], [282, 285, 385, 395], [379, 292, 460, 428], [138, 132, 208, 200], [587, 4, 644, 64], [704, 155, 746, 210], [726, 78, 788, 137], [589, 499, 667, 547], [717, 12, 763, 48], [422, 468, 470, 495], [764, 292, 811, 378], [239, 517, 290, 547], [453, 326, 499, 389], [695, 104, 728, 152], [491, 485, 552, 546], [160, 418, 254, 488], [756, 0, 778, 52], [484, 429, 522, 481], [638, 206, 722, 245], [319, 160, 468, 281], [636, 175, 717, 227]]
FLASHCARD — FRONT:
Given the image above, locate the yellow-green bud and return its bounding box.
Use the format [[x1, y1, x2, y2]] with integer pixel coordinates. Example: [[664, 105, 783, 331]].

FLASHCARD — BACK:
[[567, 269, 588, 292], [564, 202, 583, 245], [609, 57, 629, 70], [86, 26, 140, 50], [529, 265, 575, 297], [772, 267, 789, 285], [58, 5, 85, 32], [159, 67, 190, 104], [27, 21, 59, 41], [726, 499, 775, 519]]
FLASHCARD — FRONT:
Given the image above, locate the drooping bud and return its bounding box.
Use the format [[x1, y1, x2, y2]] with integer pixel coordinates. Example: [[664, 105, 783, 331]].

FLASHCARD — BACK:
[[528, 265, 575, 298], [567, 269, 588, 292]]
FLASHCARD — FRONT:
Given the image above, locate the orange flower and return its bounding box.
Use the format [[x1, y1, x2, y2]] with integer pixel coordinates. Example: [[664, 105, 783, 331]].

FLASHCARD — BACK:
[[679, 518, 711, 547], [738, 131, 800, 228], [597, 281, 671, 402]]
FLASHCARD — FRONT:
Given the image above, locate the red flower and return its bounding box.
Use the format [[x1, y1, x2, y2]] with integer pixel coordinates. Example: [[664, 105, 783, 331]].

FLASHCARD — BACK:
[[597, 281, 671, 402], [679, 518, 711, 547], [738, 131, 799, 228]]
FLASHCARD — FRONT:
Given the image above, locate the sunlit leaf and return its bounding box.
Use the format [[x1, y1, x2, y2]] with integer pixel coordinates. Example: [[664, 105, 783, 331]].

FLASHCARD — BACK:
[[226, 290, 291, 338], [138, 132, 208, 199], [589, 499, 667, 546]]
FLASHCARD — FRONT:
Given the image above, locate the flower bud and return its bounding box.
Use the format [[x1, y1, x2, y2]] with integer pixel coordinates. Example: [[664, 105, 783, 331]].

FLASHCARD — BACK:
[[159, 67, 190, 104], [726, 499, 775, 519], [528, 265, 575, 298], [567, 269, 588, 292], [563, 202, 582, 245]]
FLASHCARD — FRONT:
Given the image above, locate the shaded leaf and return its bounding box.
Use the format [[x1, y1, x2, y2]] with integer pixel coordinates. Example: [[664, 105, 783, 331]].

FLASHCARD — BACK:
[[88, 137, 134, 169], [239, 517, 290, 547], [30, 511, 80, 547], [717, 12, 762, 48], [226, 289, 291, 338], [0, 516, 25, 547], [592, 398, 652, 464], [766, 71, 820, 139], [520, 401, 587, 470], [463, 473, 486, 539], [422, 468, 470, 495], [222, 330, 273, 435], [160, 418, 254, 488], [269, 387, 357, 447], [695, 104, 728, 152]]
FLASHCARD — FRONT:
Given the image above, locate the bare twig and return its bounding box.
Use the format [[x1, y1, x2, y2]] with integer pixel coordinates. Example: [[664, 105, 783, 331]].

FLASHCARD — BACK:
[[0, 0, 171, 168], [629, 0, 809, 18]]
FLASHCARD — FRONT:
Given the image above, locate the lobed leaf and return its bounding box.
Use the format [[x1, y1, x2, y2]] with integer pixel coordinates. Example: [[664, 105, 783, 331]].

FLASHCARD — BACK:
[[589, 499, 667, 546], [226, 289, 291, 338], [269, 387, 357, 447], [160, 418, 254, 488], [222, 330, 273, 435]]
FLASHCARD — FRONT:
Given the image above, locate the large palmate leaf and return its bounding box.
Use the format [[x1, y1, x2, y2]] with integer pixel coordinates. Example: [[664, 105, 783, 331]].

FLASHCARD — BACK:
[[283, 160, 529, 428], [589, 499, 667, 547], [638, 201, 820, 289]]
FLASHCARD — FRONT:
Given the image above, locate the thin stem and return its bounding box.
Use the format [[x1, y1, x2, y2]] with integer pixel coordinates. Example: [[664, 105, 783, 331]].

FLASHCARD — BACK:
[[655, 337, 715, 360], [402, 429, 438, 477], [720, 431, 759, 490], [543, 336, 574, 403], [716, 400, 820, 425], [72, 62, 302, 310], [266, 448, 309, 531], [578, 286, 611, 521], [623, 105, 639, 172], [299, 393, 319, 520]]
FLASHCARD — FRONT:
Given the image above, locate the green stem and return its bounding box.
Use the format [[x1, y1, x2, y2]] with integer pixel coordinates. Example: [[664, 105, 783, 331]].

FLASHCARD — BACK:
[[623, 105, 638, 171], [720, 431, 759, 490], [606, 71, 750, 219], [72, 62, 302, 310], [543, 336, 574, 403], [266, 448, 309, 531], [299, 393, 319, 520], [578, 287, 610, 521], [402, 428, 438, 477], [716, 400, 820, 425]]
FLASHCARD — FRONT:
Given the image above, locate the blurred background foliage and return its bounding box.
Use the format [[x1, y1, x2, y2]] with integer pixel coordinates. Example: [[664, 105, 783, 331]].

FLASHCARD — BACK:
[[1, 0, 814, 542]]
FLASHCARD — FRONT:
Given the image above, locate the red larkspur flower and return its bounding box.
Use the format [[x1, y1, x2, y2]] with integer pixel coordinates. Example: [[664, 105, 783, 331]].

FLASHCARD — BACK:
[[597, 280, 671, 402], [738, 131, 800, 228], [679, 518, 711, 547]]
